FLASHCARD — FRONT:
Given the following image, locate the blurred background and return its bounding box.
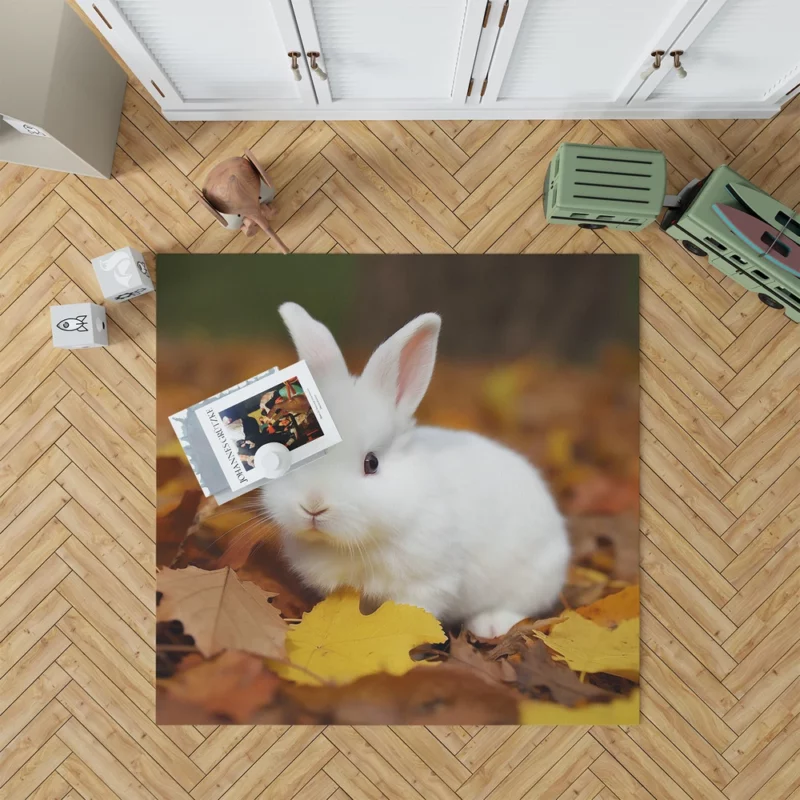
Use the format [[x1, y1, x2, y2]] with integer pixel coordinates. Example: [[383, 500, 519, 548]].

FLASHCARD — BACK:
[[157, 254, 640, 618]]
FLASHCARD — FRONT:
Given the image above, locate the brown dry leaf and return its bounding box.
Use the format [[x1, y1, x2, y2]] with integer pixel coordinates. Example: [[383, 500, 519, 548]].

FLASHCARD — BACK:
[[447, 631, 516, 686], [282, 663, 519, 725], [159, 651, 280, 722], [484, 616, 566, 661], [156, 489, 203, 567], [232, 566, 315, 619], [513, 640, 613, 706], [577, 585, 640, 628], [156, 456, 185, 488], [157, 566, 288, 659]]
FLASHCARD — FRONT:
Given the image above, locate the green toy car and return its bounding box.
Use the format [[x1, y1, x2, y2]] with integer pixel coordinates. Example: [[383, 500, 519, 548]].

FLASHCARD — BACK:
[[660, 165, 800, 323]]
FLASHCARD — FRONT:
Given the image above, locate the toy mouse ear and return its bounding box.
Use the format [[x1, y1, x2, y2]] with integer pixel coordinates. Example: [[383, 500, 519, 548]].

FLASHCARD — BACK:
[[278, 303, 348, 383], [362, 313, 441, 417], [244, 149, 273, 189], [196, 190, 229, 228]]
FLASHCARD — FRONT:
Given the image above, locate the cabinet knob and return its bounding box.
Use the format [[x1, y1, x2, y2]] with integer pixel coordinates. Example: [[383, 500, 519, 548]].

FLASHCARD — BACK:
[[307, 52, 328, 81], [640, 50, 665, 81], [288, 52, 302, 81], [670, 50, 687, 79]]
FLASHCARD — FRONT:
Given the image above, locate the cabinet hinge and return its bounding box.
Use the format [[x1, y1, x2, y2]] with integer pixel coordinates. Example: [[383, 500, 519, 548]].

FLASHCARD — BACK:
[[480, 78, 488, 97], [499, 0, 509, 27], [482, 1, 492, 27], [467, 78, 474, 97]]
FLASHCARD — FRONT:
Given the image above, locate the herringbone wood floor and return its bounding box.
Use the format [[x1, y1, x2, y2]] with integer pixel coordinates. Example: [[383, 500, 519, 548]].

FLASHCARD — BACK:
[[3, 41, 800, 798]]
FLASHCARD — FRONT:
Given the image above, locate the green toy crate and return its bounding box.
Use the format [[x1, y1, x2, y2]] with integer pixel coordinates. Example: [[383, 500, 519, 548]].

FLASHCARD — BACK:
[[544, 143, 667, 231], [661, 164, 800, 323]]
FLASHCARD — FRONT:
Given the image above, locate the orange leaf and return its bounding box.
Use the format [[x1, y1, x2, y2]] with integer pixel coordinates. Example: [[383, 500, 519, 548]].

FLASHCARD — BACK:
[[577, 585, 639, 628], [160, 651, 280, 722]]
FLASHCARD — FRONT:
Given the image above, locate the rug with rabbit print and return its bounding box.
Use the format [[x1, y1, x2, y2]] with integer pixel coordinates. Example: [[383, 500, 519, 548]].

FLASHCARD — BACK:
[[155, 254, 640, 725]]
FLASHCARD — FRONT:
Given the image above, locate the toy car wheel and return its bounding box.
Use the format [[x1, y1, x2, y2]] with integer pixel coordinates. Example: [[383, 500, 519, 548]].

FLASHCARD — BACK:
[[758, 293, 784, 310], [682, 240, 707, 257], [578, 223, 606, 230]]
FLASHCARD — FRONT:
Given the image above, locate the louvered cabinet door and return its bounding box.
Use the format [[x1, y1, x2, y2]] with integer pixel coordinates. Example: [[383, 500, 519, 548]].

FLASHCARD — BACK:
[[289, 0, 486, 109], [479, 0, 704, 110], [636, 0, 800, 108], [76, 0, 316, 113]]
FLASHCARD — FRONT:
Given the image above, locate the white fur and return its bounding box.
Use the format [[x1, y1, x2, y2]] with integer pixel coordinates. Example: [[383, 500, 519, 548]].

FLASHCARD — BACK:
[[261, 303, 571, 638]]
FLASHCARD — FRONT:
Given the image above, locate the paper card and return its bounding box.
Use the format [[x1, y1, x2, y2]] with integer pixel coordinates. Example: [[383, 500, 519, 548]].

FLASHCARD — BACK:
[[192, 360, 341, 493]]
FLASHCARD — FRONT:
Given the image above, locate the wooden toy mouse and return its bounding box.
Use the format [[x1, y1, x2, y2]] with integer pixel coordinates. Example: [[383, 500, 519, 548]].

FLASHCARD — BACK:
[[197, 149, 289, 254]]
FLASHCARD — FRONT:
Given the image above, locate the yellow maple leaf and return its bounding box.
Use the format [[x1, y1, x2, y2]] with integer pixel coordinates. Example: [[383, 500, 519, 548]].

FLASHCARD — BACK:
[[520, 689, 639, 725], [531, 611, 639, 681], [273, 589, 446, 686]]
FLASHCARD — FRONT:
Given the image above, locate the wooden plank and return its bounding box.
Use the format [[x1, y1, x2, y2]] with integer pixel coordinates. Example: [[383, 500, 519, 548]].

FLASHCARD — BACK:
[[400, 121, 469, 174], [328, 122, 466, 246]]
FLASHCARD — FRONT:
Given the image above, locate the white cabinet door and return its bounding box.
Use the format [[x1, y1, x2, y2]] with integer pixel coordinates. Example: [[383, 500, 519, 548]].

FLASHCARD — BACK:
[[289, 0, 486, 109], [480, 0, 705, 110], [76, 0, 317, 113], [637, 0, 800, 107]]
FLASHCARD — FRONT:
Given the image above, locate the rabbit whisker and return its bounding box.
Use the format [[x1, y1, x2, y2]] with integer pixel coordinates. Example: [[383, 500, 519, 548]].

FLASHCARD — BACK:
[[203, 512, 272, 552], [206, 507, 276, 547]]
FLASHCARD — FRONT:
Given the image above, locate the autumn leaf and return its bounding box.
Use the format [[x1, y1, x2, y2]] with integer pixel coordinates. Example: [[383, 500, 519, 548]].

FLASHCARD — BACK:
[[520, 689, 639, 725], [283, 663, 519, 725], [156, 456, 185, 488], [512, 640, 614, 706], [532, 612, 639, 681], [157, 566, 288, 660], [157, 489, 203, 565], [273, 589, 446, 686], [446, 631, 516, 686], [159, 651, 280, 723], [577, 585, 639, 628], [562, 565, 611, 609]]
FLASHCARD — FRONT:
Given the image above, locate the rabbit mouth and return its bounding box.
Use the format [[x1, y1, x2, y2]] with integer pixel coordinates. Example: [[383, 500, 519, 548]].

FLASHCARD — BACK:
[[294, 524, 332, 543]]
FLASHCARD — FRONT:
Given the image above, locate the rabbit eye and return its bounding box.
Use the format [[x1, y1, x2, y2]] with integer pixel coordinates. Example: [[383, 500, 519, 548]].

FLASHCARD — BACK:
[[364, 452, 379, 475]]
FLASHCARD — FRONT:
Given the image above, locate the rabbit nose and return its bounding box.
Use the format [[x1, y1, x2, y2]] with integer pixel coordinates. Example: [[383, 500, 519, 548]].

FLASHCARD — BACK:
[[301, 503, 329, 518]]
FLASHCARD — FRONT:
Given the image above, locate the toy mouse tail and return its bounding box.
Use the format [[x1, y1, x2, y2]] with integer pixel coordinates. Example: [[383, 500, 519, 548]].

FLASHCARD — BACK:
[[253, 214, 290, 255]]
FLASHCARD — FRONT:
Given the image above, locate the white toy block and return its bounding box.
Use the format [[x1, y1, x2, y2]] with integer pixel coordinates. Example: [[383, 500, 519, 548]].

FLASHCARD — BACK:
[[91, 246, 154, 302], [51, 303, 108, 349]]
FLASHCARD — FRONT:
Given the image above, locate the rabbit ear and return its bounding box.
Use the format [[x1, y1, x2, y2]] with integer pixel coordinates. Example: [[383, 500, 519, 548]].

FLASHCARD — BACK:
[[278, 303, 348, 382], [362, 313, 441, 417]]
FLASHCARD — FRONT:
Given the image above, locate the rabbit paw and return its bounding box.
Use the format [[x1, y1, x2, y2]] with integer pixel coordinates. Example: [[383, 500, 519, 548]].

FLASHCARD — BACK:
[[466, 609, 526, 639]]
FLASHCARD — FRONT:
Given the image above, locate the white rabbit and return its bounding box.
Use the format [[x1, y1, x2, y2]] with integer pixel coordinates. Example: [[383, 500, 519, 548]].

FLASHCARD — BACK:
[[261, 303, 571, 638]]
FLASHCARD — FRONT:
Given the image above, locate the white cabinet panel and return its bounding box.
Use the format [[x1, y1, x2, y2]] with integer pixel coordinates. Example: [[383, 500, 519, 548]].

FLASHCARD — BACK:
[[77, 0, 316, 110], [291, 0, 486, 107], [488, 0, 699, 104], [647, 0, 800, 102], [76, 0, 792, 118]]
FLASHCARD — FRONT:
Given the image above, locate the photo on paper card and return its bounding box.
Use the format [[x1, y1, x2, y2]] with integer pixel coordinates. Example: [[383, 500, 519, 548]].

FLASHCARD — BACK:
[[194, 360, 341, 492]]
